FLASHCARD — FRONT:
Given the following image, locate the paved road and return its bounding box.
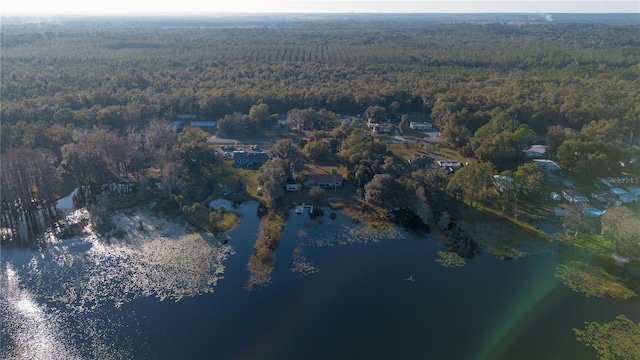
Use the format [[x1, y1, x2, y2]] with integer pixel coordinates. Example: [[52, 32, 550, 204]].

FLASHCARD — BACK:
[[208, 130, 305, 146], [208, 135, 266, 145]]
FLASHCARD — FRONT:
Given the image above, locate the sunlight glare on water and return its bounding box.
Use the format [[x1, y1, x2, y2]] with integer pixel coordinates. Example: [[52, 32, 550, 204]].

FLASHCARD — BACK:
[[1, 265, 81, 360]]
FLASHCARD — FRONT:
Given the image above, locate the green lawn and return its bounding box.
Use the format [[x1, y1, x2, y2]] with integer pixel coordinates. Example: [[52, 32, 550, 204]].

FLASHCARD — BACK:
[[558, 232, 614, 254]]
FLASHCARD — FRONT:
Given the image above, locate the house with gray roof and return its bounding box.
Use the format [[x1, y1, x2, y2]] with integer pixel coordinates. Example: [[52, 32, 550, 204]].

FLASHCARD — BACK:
[[233, 152, 269, 166], [305, 174, 343, 188], [408, 155, 435, 169]]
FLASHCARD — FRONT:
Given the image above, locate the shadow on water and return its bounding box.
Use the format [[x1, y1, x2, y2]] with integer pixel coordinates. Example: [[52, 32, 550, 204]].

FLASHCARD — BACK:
[[442, 221, 481, 259], [387, 207, 430, 237]]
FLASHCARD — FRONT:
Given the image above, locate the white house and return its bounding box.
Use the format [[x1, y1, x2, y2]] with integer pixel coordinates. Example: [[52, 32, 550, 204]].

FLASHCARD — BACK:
[[409, 122, 433, 130], [524, 145, 547, 158], [305, 174, 343, 188]]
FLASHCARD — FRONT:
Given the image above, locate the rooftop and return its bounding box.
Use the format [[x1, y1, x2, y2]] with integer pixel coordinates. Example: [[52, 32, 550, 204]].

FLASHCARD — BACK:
[[306, 173, 343, 183]]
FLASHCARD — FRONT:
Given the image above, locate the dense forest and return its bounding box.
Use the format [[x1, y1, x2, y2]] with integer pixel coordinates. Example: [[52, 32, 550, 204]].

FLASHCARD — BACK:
[[1, 14, 639, 240], [2, 15, 639, 130]]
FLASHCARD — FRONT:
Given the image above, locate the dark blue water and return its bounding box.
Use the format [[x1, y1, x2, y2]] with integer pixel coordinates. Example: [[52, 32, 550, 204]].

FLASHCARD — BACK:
[[1, 201, 638, 360]]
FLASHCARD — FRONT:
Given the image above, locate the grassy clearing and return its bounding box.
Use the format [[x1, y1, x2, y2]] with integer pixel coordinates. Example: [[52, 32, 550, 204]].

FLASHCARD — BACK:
[[557, 233, 613, 254], [235, 167, 261, 198], [218, 212, 242, 232], [303, 163, 348, 176], [429, 145, 467, 163], [388, 142, 428, 158]]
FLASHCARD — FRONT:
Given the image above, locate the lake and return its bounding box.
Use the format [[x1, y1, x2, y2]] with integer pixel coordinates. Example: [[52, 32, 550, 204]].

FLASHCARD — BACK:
[[1, 200, 638, 359]]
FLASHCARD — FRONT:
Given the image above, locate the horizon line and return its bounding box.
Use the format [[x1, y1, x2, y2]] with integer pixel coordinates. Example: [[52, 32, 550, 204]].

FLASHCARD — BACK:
[[2, 11, 639, 17], [2, 0, 638, 17]]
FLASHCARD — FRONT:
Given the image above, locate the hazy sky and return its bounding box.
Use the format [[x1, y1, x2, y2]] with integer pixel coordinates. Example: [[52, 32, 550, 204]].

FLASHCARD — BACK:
[[2, 0, 639, 15]]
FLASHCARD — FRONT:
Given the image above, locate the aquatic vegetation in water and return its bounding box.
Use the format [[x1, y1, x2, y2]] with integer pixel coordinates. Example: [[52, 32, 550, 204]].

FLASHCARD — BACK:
[[555, 261, 636, 300], [303, 213, 406, 248], [291, 246, 319, 278], [435, 251, 466, 268], [14, 208, 234, 311], [573, 315, 640, 360]]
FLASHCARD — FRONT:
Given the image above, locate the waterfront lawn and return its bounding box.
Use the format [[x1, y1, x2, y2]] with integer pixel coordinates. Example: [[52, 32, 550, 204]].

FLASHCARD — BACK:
[[559, 232, 613, 255]]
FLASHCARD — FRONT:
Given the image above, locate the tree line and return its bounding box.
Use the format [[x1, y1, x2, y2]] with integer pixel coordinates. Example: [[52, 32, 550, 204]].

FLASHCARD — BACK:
[[2, 17, 639, 135]]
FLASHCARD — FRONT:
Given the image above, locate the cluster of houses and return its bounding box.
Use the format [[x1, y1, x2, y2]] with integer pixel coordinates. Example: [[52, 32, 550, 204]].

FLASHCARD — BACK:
[[556, 185, 639, 210], [592, 182, 640, 204], [224, 146, 344, 192]]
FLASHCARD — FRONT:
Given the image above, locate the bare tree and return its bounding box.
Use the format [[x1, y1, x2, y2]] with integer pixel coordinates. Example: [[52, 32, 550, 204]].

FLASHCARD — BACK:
[[161, 162, 184, 196], [1, 148, 60, 243]]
